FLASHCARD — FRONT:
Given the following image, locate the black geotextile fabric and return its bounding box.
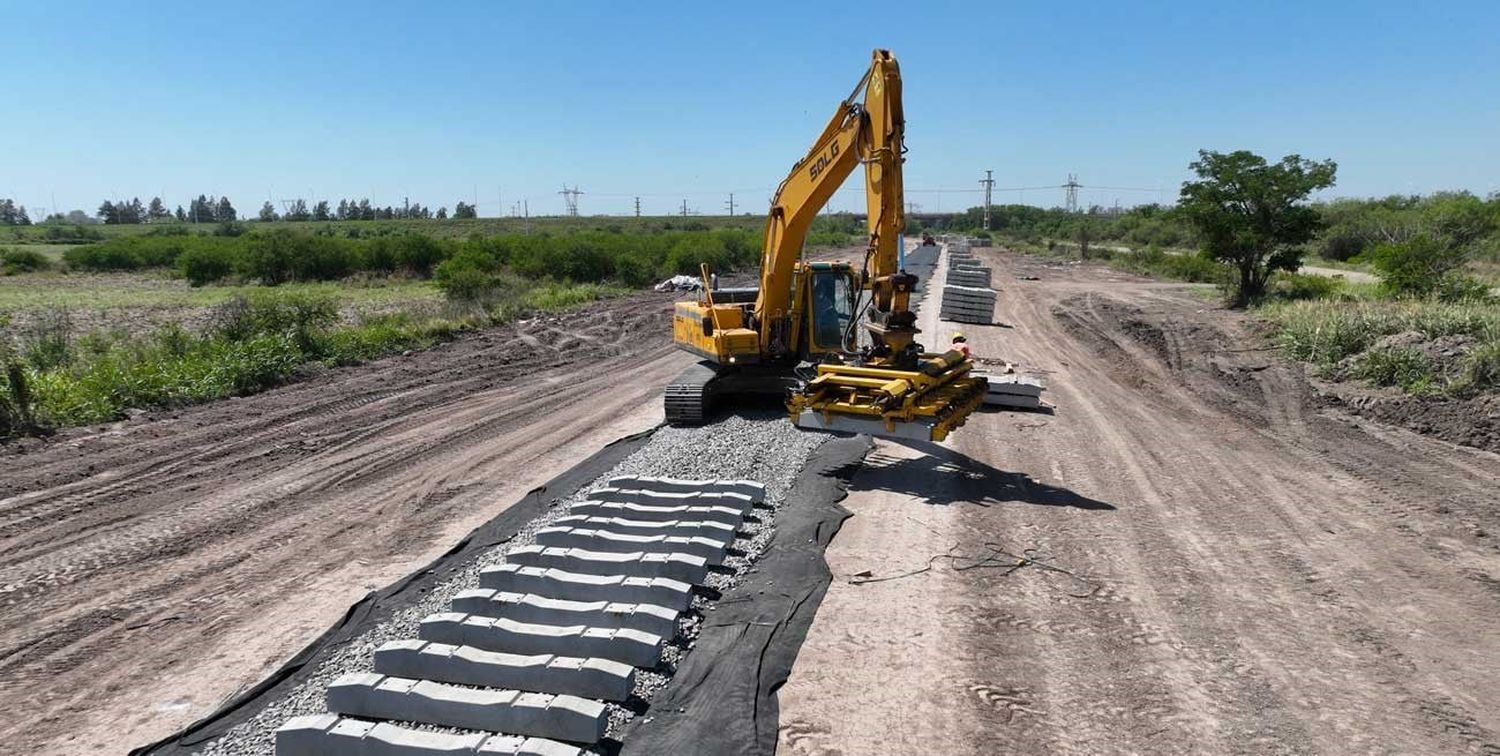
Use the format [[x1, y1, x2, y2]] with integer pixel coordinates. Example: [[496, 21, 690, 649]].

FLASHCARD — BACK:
[[134, 427, 658, 756], [620, 434, 872, 756]]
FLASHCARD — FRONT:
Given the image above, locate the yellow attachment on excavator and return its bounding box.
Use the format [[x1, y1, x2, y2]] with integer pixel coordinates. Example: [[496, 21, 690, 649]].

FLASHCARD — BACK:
[[787, 353, 989, 442]]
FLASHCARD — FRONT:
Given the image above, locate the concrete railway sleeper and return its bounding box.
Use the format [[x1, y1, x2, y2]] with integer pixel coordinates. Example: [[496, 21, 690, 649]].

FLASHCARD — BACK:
[[271, 476, 765, 755]]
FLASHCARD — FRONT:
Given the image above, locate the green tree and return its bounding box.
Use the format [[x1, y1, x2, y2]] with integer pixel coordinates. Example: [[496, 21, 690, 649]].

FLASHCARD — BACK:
[[312, 200, 331, 222], [258, 201, 278, 222], [215, 196, 236, 221], [147, 197, 170, 222], [454, 201, 478, 219], [284, 199, 310, 222], [1178, 149, 1337, 306]]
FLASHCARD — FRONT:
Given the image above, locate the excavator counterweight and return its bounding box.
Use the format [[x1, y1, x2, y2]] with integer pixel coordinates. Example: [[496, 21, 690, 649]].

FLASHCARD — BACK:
[[666, 49, 987, 442]]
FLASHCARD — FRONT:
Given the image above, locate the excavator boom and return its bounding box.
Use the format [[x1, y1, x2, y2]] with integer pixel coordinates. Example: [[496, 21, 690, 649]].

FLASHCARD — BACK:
[[668, 49, 987, 442]]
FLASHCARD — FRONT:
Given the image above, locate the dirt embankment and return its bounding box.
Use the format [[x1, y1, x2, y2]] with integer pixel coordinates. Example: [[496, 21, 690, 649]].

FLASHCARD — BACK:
[[0, 291, 692, 754], [777, 252, 1500, 755]]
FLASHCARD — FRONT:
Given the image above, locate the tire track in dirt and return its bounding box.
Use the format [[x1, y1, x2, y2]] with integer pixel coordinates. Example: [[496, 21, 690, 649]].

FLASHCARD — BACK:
[[778, 251, 1500, 755], [0, 291, 695, 754]]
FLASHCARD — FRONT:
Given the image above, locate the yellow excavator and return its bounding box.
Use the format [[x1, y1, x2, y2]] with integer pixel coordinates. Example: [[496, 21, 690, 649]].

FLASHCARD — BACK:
[[666, 49, 987, 442]]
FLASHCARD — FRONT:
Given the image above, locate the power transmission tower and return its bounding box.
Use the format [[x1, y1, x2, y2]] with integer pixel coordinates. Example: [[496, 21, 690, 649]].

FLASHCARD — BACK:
[[980, 170, 994, 230], [634, 197, 641, 218], [1064, 174, 1081, 213], [558, 185, 583, 216], [725, 193, 735, 216]]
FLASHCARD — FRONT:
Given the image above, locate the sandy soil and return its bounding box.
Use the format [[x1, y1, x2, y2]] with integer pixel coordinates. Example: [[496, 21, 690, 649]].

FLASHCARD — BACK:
[[0, 292, 692, 754], [777, 251, 1500, 754]]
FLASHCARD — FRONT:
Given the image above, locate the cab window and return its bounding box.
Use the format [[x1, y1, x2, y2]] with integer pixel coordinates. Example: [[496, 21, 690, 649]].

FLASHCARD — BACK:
[[810, 270, 855, 352]]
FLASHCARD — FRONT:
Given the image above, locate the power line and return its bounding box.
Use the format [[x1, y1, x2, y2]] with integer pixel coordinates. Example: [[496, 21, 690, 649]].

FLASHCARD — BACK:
[[979, 170, 994, 230], [558, 185, 583, 216]]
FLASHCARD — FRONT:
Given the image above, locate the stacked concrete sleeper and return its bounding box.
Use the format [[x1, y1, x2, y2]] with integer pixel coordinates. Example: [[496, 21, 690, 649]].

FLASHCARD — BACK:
[[940, 240, 998, 325], [275, 475, 766, 756]]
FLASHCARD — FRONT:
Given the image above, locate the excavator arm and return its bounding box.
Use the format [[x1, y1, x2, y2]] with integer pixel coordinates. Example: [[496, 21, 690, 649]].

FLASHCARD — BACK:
[[772, 49, 987, 441], [753, 72, 868, 355], [665, 49, 987, 441], [755, 50, 912, 358]]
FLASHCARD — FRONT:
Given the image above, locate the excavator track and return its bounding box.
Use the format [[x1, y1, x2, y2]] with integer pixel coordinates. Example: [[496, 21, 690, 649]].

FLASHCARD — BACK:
[[664, 361, 720, 425]]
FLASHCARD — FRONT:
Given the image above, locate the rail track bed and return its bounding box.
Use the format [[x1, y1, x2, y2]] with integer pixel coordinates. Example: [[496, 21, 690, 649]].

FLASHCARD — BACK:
[[180, 413, 852, 756]]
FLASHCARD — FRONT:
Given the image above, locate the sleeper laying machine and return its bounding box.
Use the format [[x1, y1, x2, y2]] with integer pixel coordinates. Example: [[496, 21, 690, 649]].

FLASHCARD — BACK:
[[665, 49, 987, 442]]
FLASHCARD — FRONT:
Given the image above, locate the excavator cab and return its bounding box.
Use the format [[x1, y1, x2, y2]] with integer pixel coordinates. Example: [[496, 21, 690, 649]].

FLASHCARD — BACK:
[[799, 263, 859, 357]]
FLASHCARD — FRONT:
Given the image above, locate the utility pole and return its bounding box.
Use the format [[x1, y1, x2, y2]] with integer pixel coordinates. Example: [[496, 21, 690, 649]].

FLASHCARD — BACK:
[[1064, 173, 1081, 213], [980, 170, 994, 230], [634, 197, 641, 218], [558, 186, 582, 216], [725, 193, 735, 216]]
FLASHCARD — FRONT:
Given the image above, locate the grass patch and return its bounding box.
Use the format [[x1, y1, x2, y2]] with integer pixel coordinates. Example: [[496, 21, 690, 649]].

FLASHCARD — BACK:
[[0, 279, 626, 436], [0, 275, 440, 312], [1109, 246, 1228, 284], [1261, 298, 1500, 398], [1263, 299, 1500, 367]]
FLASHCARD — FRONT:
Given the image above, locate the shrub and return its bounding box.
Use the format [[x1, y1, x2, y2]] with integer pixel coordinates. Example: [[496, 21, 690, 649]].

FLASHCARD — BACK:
[[291, 237, 356, 282], [1, 361, 41, 436], [1114, 246, 1228, 284], [1370, 235, 1468, 298], [22, 308, 73, 371], [242, 230, 302, 285], [1320, 232, 1366, 262], [1355, 347, 1436, 393], [1, 247, 52, 275], [433, 250, 527, 312], [178, 245, 237, 286], [1434, 274, 1493, 304], [1269, 272, 1344, 301], [1453, 342, 1500, 396], [393, 234, 447, 275]]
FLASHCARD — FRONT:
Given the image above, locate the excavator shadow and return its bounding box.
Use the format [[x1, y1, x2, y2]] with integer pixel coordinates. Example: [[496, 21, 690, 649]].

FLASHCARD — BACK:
[[850, 439, 1115, 510]]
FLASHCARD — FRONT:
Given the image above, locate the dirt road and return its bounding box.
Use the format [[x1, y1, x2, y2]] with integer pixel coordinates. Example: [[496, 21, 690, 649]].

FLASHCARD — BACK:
[[0, 293, 691, 754], [778, 251, 1500, 754]]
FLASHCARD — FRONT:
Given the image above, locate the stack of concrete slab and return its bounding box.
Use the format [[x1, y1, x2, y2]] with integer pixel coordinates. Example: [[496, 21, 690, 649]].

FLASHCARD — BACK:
[[939, 243, 999, 325], [946, 264, 990, 288], [978, 373, 1046, 409], [275, 476, 766, 756], [940, 285, 997, 324]]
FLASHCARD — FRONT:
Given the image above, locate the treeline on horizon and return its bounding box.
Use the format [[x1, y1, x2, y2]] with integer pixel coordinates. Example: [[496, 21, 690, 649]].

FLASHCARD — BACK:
[[0, 194, 486, 226], [62, 226, 770, 288], [914, 191, 1500, 264]]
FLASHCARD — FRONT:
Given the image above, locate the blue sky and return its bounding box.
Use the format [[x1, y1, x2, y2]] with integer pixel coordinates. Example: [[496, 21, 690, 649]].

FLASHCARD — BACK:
[[3, 1, 1496, 218]]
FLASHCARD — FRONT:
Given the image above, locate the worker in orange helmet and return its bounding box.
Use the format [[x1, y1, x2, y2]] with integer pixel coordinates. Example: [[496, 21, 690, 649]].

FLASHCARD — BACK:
[[951, 331, 970, 359]]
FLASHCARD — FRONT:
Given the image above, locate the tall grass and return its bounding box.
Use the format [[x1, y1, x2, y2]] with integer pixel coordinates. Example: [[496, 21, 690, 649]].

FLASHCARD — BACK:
[[1265, 300, 1500, 365], [1262, 299, 1500, 395]]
